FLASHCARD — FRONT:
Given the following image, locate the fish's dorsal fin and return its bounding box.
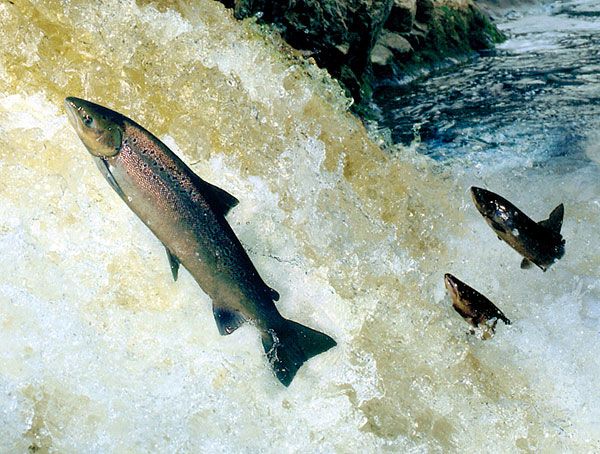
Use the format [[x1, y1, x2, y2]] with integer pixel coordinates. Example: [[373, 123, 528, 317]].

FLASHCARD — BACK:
[[191, 174, 239, 217], [164, 246, 180, 281], [520, 258, 533, 269], [213, 305, 247, 335], [539, 203, 564, 233]]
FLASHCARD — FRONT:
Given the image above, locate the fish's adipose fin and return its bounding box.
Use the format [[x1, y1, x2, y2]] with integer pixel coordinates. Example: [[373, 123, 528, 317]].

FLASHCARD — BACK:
[[164, 246, 180, 281], [520, 258, 534, 269], [539, 203, 564, 233], [213, 305, 246, 335], [191, 175, 239, 217], [262, 319, 336, 387]]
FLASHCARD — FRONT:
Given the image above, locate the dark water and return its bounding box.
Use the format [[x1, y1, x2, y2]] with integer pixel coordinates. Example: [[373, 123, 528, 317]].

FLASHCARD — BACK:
[[372, 0, 600, 168]]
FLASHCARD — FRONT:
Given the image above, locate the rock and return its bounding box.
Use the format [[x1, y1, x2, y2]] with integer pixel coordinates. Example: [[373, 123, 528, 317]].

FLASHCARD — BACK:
[[386, 0, 417, 33], [224, 0, 395, 101], [378, 30, 413, 55], [416, 0, 435, 22], [370, 44, 395, 66], [217, 0, 505, 107], [401, 21, 428, 48]]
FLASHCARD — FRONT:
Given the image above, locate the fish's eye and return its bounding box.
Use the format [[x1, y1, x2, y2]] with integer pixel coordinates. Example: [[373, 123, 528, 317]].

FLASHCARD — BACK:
[[82, 115, 94, 127]]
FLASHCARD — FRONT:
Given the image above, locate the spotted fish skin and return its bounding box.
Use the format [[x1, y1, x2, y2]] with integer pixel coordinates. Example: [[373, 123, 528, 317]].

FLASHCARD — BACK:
[[65, 97, 336, 386], [444, 274, 510, 336], [470, 187, 565, 271]]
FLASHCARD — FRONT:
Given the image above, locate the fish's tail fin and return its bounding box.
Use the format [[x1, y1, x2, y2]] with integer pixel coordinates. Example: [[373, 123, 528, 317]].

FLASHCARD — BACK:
[[262, 319, 336, 387]]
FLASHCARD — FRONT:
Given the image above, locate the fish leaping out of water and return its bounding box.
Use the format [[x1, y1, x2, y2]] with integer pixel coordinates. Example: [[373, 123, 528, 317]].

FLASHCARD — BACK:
[[444, 273, 511, 338], [65, 96, 336, 386], [471, 186, 565, 271]]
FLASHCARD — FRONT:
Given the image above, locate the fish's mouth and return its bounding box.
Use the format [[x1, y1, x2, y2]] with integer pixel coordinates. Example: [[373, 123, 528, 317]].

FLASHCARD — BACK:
[[470, 186, 488, 213], [64, 98, 83, 133], [444, 273, 460, 299], [470, 186, 503, 221]]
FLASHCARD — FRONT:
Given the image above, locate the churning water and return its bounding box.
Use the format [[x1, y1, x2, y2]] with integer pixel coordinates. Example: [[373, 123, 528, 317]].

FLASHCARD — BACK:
[[373, 0, 600, 168], [0, 0, 599, 452]]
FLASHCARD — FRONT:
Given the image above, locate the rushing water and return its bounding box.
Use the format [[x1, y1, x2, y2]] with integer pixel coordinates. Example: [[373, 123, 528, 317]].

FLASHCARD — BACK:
[[0, 0, 599, 452], [373, 0, 600, 168]]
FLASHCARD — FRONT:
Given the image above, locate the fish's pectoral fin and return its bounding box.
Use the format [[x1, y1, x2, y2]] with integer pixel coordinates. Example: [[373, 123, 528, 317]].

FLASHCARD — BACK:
[[539, 203, 564, 233], [192, 175, 239, 217], [164, 246, 180, 281], [95, 158, 126, 199], [520, 258, 534, 269], [213, 305, 246, 335]]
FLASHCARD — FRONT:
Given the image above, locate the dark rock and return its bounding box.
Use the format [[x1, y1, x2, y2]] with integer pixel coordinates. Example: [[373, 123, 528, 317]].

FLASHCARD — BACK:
[[371, 44, 395, 66], [403, 20, 429, 48], [386, 0, 417, 33], [416, 0, 435, 22], [218, 0, 505, 108], [225, 0, 394, 101], [378, 30, 414, 56]]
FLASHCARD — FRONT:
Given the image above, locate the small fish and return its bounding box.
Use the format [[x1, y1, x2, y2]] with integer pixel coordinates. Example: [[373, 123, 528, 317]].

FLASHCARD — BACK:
[[65, 97, 336, 386], [444, 273, 511, 338], [471, 187, 565, 271]]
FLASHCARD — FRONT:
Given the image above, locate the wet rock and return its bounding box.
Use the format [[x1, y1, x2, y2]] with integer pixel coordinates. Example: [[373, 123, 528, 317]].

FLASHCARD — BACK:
[[386, 0, 417, 33], [218, 0, 504, 107], [378, 31, 414, 56], [223, 0, 395, 101], [371, 44, 395, 67], [404, 20, 429, 48], [416, 0, 435, 22]]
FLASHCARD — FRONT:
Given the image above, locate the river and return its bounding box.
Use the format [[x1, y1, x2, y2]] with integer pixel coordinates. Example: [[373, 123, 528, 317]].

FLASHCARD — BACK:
[[0, 0, 598, 452]]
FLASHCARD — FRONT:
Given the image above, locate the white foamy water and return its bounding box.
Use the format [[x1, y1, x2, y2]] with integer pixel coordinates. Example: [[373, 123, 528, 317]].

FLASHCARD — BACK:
[[0, 0, 599, 452]]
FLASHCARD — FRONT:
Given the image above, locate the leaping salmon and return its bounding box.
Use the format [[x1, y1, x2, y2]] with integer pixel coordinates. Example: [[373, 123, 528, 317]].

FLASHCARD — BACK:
[[444, 273, 511, 338], [470, 187, 565, 271], [65, 96, 336, 386]]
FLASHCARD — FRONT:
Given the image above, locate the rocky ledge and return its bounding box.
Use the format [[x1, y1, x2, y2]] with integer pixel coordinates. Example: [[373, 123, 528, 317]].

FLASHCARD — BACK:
[[218, 0, 504, 109]]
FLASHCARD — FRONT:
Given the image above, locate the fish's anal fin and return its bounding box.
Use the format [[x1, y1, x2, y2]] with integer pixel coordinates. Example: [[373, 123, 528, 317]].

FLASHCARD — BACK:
[[520, 258, 533, 269], [539, 203, 564, 233], [213, 306, 246, 335], [192, 175, 239, 217], [164, 246, 180, 281]]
